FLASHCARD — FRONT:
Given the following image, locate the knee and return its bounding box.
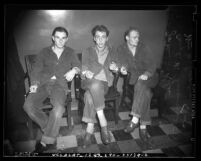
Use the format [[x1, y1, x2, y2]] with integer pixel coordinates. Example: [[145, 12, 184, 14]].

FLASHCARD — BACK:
[[53, 104, 65, 118], [89, 81, 102, 91], [23, 100, 33, 114]]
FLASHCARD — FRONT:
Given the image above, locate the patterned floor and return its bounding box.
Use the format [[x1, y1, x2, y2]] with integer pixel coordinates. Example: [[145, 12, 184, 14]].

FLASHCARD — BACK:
[[4, 98, 195, 157]]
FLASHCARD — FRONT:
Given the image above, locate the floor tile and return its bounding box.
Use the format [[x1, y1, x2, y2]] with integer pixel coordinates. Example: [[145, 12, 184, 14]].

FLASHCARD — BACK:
[[112, 129, 133, 141], [168, 133, 192, 145], [147, 125, 166, 137], [161, 146, 185, 157], [56, 135, 77, 150], [98, 142, 121, 153], [178, 144, 193, 157], [117, 140, 142, 153], [108, 120, 128, 131], [151, 117, 170, 126], [149, 135, 178, 149], [77, 144, 100, 153], [118, 112, 130, 120], [76, 134, 97, 147], [12, 140, 36, 152], [174, 122, 192, 134], [60, 147, 78, 153], [159, 124, 182, 135]]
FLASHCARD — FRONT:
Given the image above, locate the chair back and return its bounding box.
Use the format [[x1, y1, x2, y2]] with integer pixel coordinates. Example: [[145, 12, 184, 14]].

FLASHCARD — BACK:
[[24, 55, 38, 86]]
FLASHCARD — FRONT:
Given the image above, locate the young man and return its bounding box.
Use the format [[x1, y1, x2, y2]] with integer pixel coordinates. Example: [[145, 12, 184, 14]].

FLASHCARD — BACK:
[[81, 25, 118, 148], [117, 27, 159, 144], [23, 27, 80, 153]]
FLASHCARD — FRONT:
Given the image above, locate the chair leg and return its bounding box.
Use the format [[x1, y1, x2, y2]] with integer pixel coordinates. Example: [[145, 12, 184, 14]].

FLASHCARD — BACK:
[[27, 118, 34, 139], [114, 98, 120, 124], [67, 102, 72, 130]]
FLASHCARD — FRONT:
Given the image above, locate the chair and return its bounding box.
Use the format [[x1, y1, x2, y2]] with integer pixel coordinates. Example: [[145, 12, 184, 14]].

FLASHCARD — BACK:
[[119, 70, 161, 117], [24, 54, 74, 139], [74, 54, 121, 124]]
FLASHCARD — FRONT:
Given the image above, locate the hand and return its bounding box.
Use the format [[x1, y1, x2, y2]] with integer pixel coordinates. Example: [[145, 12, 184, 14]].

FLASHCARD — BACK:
[[138, 74, 148, 80], [51, 75, 56, 79], [64, 69, 76, 81], [120, 66, 127, 75], [30, 85, 38, 93], [85, 70, 94, 79], [109, 62, 118, 72]]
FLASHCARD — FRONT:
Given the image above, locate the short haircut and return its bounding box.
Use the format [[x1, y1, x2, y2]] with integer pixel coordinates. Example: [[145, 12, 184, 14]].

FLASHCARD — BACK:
[[124, 27, 140, 41], [52, 26, 68, 37], [91, 25, 110, 37]]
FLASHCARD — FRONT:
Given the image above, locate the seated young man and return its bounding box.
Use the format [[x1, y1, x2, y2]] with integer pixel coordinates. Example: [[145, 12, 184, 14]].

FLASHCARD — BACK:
[[23, 27, 80, 153], [81, 25, 119, 148], [117, 27, 159, 144]]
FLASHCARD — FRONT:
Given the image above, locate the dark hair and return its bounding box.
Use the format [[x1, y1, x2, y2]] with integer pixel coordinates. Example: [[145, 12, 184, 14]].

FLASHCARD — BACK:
[[52, 26, 68, 37], [91, 25, 110, 37], [124, 27, 140, 41]]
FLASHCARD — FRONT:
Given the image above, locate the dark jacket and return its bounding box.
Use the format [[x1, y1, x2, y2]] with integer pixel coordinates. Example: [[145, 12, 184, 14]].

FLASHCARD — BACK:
[[116, 43, 158, 87], [81, 46, 118, 87], [31, 45, 81, 89]]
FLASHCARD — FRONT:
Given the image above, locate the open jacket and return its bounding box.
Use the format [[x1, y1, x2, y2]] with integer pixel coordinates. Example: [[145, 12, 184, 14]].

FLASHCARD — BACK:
[[30, 46, 81, 90], [116, 43, 158, 87], [81, 46, 118, 87]]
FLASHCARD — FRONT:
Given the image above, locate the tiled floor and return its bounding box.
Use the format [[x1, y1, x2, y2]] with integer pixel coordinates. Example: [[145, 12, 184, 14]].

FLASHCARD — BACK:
[[4, 99, 195, 157]]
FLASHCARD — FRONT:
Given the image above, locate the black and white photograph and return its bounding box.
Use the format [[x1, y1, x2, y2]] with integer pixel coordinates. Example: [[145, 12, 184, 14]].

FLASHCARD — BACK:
[[4, 4, 197, 158]]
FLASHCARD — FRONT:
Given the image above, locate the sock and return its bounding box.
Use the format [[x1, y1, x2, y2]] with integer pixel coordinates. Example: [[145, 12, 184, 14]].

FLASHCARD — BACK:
[[131, 116, 139, 124], [40, 141, 46, 147], [86, 123, 94, 134], [140, 125, 146, 129], [97, 110, 107, 127]]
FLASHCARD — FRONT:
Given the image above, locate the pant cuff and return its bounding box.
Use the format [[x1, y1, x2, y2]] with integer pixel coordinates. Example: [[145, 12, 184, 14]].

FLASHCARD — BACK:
[[41, 135, 56, 144], [140, 121, 151, 126], [96, 105, 105, 111], [130, 112, 140, 118], [82, 117, 97, 124]]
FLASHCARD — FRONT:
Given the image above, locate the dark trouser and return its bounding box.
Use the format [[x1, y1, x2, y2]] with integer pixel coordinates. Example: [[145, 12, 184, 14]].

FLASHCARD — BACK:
[[131, 74, 158, 126], [23, 81, 66, 144], [81, 79, 108, 123]]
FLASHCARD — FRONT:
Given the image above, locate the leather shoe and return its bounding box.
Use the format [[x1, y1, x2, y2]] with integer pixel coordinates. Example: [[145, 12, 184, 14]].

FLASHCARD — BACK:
[[83, 132, 92, 148], [124, 121, 139, 133], [139, 128, 150, 143], [101, 126, 111, 145], [33, 142, 52, 153]]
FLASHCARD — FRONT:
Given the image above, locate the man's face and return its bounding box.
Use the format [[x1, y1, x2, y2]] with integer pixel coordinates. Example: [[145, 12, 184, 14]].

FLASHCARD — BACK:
[[52, 31, 68, 49], [126, 30, 140, 47], [94, 31, 108, 49]]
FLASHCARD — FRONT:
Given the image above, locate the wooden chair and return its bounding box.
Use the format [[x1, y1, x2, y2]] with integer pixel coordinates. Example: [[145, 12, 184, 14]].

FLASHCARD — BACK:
[[74, 54, 121, 124], [24, 54, 74, 139]]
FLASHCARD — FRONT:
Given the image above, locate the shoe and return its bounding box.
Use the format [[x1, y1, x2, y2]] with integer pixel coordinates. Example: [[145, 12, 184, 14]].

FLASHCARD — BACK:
[[33, 142, 49, 153], [139, 128, 150, 143], [33, 141, 56, 153], [83, 132, 92, 148], [124, 121, 139, 133], [101, 126, 111, 145]]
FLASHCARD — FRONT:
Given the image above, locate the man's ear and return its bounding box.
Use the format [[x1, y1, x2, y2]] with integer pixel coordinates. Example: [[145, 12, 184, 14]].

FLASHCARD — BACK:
[[52, 36, 55, 42], [126, 35, 129, 41]]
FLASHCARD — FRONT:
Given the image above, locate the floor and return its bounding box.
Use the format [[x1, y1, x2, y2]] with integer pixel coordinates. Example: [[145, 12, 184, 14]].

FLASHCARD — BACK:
[[4, 98, 195, 157]]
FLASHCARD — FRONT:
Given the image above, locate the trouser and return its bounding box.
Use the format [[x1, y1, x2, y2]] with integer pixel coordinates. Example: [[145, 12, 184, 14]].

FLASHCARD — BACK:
[[23, 81, 66, 144], [130, 73, 160, 125], [81, 79, 108, 123]]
